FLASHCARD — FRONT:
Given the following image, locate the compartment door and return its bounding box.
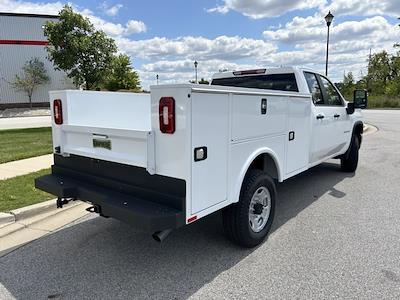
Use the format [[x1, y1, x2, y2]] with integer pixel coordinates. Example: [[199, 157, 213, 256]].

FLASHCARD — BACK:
[[286, 98, 311, 174], [191, 93, 229, 214]]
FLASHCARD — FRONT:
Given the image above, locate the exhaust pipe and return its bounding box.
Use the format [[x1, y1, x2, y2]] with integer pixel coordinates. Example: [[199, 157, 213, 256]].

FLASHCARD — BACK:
[[152, 229, 172, 242]]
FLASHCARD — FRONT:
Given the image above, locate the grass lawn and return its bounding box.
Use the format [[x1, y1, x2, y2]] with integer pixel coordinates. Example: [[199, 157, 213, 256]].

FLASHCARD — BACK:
[[368, 95, 400, 109], [0, 127, 53, 164], [0, 168, 54, 212]]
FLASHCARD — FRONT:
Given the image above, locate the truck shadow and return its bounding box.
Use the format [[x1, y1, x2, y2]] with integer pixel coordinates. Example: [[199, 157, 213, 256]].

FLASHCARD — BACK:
[[273, 161, 353, 231], [0, 161, 354, 300]]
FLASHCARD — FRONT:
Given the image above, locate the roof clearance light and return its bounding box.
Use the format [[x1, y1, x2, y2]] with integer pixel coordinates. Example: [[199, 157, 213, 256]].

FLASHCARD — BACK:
[[233, 69, 267, 76]]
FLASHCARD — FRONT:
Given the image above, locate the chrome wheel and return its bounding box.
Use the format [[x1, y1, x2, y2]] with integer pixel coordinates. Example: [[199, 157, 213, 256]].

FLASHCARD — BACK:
[[249, 186, 271, 233]]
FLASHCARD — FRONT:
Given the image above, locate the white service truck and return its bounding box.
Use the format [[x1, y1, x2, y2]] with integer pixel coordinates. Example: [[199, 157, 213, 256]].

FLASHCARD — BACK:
[[35, 67, 368, 247]]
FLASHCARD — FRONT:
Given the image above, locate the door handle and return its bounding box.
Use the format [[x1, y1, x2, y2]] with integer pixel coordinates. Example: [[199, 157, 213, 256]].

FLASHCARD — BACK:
[[316, 114, 325, 120], [334, 114, 340, 118], [261, 98, 267, 115]]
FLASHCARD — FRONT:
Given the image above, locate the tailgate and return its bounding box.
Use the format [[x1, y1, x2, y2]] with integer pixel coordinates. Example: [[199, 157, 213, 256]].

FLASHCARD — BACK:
[[50, 90, 156, 174]]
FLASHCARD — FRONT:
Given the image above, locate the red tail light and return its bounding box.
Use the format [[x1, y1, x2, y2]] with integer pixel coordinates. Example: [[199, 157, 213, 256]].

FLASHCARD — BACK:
[[159, 97, 175, 134], [53, 99, 63, 125]]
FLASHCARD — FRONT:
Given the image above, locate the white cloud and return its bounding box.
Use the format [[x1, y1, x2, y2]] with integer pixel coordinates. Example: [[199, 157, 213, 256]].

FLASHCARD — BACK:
[[118, 35, 274, 88], [261, 14, 400, 82], [208, 0, 400, 19], [1, 0, 399, 88], [76, 9, 146, 36], [125, 20, 147, 34], [0, 0, 146, 37], [263, 15, 397, 48], [207, 0, 326, 18], [81, 14, 146, 36], [100, 2, 123, 17], [206, 5, 229, 14], [138, 59, 259, 89], [117, 35, 276, 61], [141, 59, 256, 74], [324, 0, 400, 18], [0, 0, 62, 15]]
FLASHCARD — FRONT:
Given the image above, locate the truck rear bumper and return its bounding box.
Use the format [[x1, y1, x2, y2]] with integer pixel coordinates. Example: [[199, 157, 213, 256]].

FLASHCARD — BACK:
[[35, 155, 186, 232]]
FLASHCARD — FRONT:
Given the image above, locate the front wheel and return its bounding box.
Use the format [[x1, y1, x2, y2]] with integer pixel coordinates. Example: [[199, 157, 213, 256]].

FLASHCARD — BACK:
[[223, 170, 276, 248], [341, 135, 360, 172]]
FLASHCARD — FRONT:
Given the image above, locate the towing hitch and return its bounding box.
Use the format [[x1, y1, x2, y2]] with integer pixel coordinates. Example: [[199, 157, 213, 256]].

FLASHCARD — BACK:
[[85, 204, 109, 218], [86, 205, 101, 214], [56, 197, 77, 208]]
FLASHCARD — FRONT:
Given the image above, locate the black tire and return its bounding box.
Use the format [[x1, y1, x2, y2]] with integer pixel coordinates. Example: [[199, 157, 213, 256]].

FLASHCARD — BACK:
[[223, 169, 276, 248], [341, 135, 360, 172]]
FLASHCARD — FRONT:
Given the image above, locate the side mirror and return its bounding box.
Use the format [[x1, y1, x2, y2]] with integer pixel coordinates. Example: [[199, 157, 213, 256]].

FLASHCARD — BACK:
[[353, 89, 368, 109]]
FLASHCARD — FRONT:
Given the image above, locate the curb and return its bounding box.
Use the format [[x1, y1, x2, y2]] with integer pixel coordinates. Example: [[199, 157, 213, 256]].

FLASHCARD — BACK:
[[0, 212, 15, 228], [0, 199, 84, 238], [363, 123, 378, 135], [10, 198, 59, 221], [0, 114, 51, 119]]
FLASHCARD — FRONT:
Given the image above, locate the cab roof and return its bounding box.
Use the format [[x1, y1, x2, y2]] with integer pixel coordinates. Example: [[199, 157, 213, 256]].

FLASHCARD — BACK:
[[211, 66, 319, 80]]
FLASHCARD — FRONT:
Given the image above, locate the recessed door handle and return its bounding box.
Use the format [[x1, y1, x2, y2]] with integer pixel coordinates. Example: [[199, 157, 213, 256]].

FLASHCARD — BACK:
[[316, 114, 325, 120], [261, 98, 267, 115], [334, 114, 340, 118]]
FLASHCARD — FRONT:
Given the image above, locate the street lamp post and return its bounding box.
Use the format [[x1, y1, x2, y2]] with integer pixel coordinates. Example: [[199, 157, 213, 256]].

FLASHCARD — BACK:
[[194, 61, 198, 84], [324, 11, 334, 76]]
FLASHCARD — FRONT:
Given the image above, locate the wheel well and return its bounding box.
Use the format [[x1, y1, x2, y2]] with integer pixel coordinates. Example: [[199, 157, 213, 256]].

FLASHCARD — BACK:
[[247, 153, 279, 181]]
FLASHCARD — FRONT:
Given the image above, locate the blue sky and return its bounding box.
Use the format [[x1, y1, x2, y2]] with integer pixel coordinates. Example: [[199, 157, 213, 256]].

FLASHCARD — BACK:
[[1, 0, 399, 88]]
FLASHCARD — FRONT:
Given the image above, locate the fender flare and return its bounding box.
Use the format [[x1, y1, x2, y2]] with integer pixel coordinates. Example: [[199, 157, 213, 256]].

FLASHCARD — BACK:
[[343, 121, 363, 159], [232, 148, 282, 203], [353, 120, 363, 136], [352, 120, 364, 146]]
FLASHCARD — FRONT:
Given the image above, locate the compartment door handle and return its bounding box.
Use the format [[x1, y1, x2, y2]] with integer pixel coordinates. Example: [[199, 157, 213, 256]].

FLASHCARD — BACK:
[[261, 98, 267, 115]]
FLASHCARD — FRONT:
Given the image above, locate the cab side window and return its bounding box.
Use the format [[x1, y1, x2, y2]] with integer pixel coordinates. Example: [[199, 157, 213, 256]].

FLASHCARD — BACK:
[[304, 72, 324, 105], [319, 76, 343, 106]]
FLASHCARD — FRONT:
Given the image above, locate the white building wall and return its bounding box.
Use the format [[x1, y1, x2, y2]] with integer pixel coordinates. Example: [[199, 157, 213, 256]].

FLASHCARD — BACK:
[[0, 13, 75, 106]]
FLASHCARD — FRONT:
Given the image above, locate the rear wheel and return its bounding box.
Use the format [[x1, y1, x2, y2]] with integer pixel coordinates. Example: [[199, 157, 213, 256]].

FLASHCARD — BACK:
[[341, 135, 360, 172], [223, 170, 276, 248]]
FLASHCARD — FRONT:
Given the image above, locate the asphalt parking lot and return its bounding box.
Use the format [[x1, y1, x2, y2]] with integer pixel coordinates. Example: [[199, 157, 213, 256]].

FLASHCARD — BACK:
[[1, 109, 399, 299]]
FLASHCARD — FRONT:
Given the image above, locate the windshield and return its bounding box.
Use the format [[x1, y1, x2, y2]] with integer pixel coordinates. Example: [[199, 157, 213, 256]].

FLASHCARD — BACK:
[[211, 73, 298, 92]]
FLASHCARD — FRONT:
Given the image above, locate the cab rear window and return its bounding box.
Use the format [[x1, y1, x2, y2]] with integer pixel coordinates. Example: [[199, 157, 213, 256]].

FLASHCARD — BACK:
[[211, 73, 298, 92]]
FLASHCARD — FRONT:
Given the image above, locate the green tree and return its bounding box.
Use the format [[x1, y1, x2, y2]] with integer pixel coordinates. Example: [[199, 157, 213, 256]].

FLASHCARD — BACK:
[[44, 5, 117, 90], [385, 51, 400, 96], [189, 78, 209, 84], [11, 58, 50, 108], [102, 54, 141, 91], [342, 72, 355, 96], [198, 78, 210, 85], [368, 51, 392, 94], [343, 72, 355, 87]]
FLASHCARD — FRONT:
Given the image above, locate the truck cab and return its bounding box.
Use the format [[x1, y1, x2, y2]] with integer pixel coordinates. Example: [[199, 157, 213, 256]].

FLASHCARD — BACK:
[[211, 67, 363, 172]]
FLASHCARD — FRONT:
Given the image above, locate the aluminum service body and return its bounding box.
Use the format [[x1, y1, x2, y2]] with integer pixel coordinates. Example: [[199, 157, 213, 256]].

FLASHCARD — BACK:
[[36, 67, 363, 238]]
